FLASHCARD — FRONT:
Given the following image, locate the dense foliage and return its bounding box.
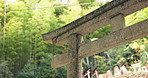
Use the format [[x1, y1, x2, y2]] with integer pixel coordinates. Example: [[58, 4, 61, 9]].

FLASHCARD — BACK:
[[0, 0, 148, 78]]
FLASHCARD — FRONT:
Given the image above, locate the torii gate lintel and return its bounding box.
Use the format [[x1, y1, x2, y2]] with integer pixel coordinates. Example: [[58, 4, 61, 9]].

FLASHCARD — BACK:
[[42, 0, 148, 78]]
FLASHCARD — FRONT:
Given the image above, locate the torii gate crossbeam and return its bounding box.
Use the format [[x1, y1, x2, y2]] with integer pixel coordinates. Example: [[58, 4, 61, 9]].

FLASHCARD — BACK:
[[42, 0, 148, 78]]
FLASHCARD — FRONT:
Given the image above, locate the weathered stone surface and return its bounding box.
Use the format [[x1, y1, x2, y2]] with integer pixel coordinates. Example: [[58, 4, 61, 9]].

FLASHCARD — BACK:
[[79, 19, 148, 58], [42, 0, 148, 45], [42, 0, 148, 78], [52, 19, 148, 68], [67, 34, 82, 78], [110, 14, 125, 32], [51, 53, 68, 68]]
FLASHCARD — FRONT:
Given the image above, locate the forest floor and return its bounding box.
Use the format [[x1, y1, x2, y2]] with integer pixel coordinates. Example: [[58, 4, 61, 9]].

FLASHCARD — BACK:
[[113, 72, 148, 78]]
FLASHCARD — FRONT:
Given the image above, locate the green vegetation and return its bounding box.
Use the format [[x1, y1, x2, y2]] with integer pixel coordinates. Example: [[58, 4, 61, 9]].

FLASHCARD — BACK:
[[0, 0, 148, 78]]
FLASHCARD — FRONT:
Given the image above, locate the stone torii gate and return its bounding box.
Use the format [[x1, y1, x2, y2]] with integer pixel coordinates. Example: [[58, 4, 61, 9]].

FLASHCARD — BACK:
[[42, 0, 148, 78]]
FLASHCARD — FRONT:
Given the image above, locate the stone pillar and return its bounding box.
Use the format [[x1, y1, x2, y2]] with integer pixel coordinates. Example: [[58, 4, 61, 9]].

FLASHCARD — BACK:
[[110, 14, 125, 32], [67, 33, 82, 78]]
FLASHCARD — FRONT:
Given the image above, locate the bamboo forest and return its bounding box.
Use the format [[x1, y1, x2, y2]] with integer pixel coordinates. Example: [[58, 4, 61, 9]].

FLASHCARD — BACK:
[[0, 0, 148, 78]]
